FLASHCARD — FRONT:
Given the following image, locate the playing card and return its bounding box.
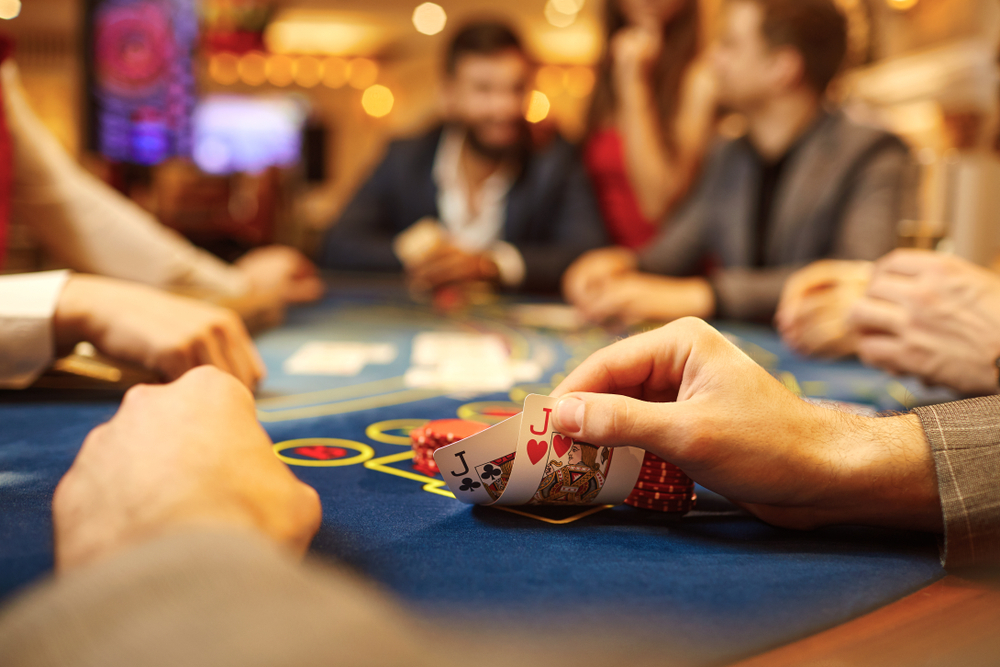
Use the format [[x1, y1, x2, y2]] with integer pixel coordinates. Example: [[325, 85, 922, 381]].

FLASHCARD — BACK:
[[433, 413, 519, 505], [283, 342, 397, 376], [393, 217, 446, 267], [508, 304, 587, 332], [435, 394, 644, 507]]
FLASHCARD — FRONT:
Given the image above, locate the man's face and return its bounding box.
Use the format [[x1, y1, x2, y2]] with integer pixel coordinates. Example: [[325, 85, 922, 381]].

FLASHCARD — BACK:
[[444, 49, 530, 154], [711, 2, 783, 111]]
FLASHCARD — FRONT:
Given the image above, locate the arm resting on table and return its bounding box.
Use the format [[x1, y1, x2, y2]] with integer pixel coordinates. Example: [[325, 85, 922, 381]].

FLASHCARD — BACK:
[[0, 270, 68, 388]]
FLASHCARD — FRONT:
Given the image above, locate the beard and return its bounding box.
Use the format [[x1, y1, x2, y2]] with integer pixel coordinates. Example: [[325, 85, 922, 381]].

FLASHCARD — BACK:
[[464, 121, 529, 163]]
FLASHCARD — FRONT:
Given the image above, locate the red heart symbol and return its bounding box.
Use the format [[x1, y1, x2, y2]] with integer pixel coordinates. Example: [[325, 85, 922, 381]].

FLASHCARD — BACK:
[[552, 434, 573, 458], [526, 438, 547, 465], [293, 446, 347, 461]]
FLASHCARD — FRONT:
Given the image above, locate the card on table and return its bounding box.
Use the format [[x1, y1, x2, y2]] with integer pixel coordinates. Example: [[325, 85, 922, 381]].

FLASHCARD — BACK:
[[283, 341, 398, 376], [434, 394, 644, 506]]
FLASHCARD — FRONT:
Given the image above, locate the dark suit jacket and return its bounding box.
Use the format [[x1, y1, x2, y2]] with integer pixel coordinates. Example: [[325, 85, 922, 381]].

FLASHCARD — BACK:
[[319, 125, 608, 293], [638, 111, 911, 321]]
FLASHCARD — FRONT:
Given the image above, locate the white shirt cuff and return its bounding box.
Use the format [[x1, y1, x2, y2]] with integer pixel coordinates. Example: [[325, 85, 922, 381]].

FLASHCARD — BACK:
[[0, 270, 70, 388], [489, 241, 526, 289]]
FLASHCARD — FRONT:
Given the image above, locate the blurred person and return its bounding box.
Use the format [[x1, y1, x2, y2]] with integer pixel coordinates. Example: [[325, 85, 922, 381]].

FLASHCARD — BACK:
[[319, 22, 607, 294], [1, 270, 264, 390], [778, 249, 1000, 396], [584, 0, 716, 248], [2, 325, 1000, 664], [0, 46, 323, 320], [563, 0, 908, 325]]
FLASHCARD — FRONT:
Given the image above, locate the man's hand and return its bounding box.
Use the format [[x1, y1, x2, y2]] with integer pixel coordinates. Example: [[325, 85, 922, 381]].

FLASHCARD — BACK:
[[776, 260, 873, 358], [407, 243, 499, 291], [236, 245, 325, 305], [562, 247, 639, 306], [53, 366, 322, 571], [849, 249, 1000, 396], [550, 318, 942, 532], [574, 273, 715, 326], [54, 275, 265, 389]]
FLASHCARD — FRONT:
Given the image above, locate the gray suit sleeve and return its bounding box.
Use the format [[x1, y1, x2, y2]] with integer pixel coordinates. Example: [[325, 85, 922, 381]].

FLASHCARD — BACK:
[[707, 141, 907, 321], [636, 182, 709, 277], [913, 397, 1000, 569]]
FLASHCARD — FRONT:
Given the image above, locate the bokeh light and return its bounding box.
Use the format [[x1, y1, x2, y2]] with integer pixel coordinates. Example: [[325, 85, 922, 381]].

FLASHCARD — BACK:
[[525, 91, 550, 123], [362, 85, 394, 118], [412, 2, 447, 36], [209, 53, 240, 86], [323, 57, 349, 88], [565, 66, 595, 98], [348, 58, 379, 89], [885, 0, 918, 9], [0, 0, 20, 20], [550, 0, 584, 13], [544, 0, 576, 27], [238, 52, 268, 86], [293, 56, 323, 88], [536, 65, 565, 96], [266, 54, 294, 87]]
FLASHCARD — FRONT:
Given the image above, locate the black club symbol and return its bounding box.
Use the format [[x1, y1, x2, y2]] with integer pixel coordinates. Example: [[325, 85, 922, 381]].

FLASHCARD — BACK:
[[480, 464, 502, 480], [459, 478, 482, 492]]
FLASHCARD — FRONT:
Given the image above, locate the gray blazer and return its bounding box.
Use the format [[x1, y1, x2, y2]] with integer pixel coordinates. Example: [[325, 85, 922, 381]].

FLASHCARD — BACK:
[[638, 111, 910, 321]]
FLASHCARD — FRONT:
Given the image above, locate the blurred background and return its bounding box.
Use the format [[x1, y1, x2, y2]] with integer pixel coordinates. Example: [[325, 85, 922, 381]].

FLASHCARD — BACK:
[[4, 0, 999, 266]]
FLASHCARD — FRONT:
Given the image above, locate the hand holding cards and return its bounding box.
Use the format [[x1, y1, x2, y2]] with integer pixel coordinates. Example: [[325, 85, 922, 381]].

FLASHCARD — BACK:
[[434, 394, 645, 506]]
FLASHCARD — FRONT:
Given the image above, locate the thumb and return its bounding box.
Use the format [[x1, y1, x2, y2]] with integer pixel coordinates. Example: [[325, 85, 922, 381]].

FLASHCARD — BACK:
[[552, 392, 678, 454]]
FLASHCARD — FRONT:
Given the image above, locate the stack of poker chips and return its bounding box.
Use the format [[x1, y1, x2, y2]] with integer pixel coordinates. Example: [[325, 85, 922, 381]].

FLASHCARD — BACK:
[[411, 419, 489, 477], [624, 452, 697, 514]]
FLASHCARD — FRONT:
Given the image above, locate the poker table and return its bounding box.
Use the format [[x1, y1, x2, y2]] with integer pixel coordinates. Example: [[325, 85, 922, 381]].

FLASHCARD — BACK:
[[1, 276, 997, 665]]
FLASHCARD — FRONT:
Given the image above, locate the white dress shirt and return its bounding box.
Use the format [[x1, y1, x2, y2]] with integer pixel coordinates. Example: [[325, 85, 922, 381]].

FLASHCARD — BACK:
[[432, 128, 526, 288], [1, 60, 248, 298], [0, 270, 68, 388]]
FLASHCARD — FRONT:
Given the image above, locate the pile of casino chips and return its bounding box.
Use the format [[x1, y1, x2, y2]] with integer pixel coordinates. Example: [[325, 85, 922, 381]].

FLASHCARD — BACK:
[[624, 452, 697, 514], [411, 419, 489, 477]]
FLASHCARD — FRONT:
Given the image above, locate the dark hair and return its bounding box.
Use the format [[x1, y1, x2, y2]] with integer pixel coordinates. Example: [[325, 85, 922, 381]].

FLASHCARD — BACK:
[[586, 0, 701, 154], [746, 0, 848, 94], [445, 21, 525, 76]]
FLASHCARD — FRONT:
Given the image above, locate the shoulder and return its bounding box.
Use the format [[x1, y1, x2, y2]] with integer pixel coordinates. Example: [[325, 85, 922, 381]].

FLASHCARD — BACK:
[[817, 110, 908, 160], [379, 125, 444, 171]]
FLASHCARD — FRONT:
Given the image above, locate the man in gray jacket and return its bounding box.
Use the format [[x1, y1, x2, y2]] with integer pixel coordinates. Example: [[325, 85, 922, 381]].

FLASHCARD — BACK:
[[564, 0, 909, 324]]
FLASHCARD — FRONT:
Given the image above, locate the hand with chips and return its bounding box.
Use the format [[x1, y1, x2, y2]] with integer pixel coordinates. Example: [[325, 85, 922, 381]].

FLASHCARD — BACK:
[[549, 318, 943, 532], [408, 244, 499, 291], [54, 275, 265, 388], [53, 366, 322, 571], [849, 249, 1000, 396], [776, 259, 873, 358]]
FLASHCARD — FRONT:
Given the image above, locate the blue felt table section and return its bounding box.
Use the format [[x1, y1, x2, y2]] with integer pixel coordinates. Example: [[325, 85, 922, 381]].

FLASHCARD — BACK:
[[0, 282, 947, 664]]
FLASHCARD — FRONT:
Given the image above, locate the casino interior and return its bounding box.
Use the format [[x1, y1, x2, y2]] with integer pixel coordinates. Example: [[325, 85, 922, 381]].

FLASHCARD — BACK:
[[2, 0, 1000, 665]]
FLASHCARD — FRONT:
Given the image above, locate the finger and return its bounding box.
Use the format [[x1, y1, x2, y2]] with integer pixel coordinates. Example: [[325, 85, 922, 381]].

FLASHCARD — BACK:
[[286, 275, 325, 303], [864, 274, 916, 306], [215, 325, 261, 389], [847, 297, 907, 335], [552, 319, 721, 400], [156, 346, 197, 382], [855, 334, 907, 374], [193, 332, 236, 378], [872, 248, 937, 278], [552, 392, 682, 454]]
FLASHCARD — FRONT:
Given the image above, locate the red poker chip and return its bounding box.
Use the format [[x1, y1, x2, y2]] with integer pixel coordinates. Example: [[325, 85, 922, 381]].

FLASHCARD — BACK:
[[424, 419, 489, 443], [633, 480, 694, 494], [624, 493, 697, 513], [627, 488, 692, 502], [637, 470, 691, 483], [640, 460, 686, 473]]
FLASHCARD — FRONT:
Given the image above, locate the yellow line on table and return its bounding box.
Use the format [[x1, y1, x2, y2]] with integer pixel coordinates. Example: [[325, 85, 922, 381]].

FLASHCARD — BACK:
[[257, 388, 447, 423], [364, 451, 456, 498], [256, 376, 407, 410]]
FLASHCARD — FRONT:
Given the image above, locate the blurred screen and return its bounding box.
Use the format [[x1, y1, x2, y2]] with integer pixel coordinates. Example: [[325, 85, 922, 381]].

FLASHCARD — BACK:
[[87, 0, 197, 165], [192, 95, 306, 175]]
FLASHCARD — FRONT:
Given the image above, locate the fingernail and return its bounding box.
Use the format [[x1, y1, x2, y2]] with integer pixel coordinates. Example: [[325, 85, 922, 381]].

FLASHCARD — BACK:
[[556, 396, 585, 435]]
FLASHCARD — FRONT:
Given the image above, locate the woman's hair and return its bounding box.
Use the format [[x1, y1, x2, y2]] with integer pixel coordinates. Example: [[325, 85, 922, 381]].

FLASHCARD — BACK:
[[587, 0, 701, 153]]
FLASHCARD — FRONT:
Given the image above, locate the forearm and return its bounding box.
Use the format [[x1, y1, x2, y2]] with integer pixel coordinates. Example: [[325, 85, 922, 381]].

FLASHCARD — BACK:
[[3, 62, 248, 298], [710, 265, 801, 322], [0, 529, 437, 666], [616, 79, 683, 222]]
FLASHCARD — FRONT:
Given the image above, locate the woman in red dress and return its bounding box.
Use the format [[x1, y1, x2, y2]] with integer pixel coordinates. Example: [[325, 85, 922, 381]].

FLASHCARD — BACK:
[[582, 0, 716, 250]]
